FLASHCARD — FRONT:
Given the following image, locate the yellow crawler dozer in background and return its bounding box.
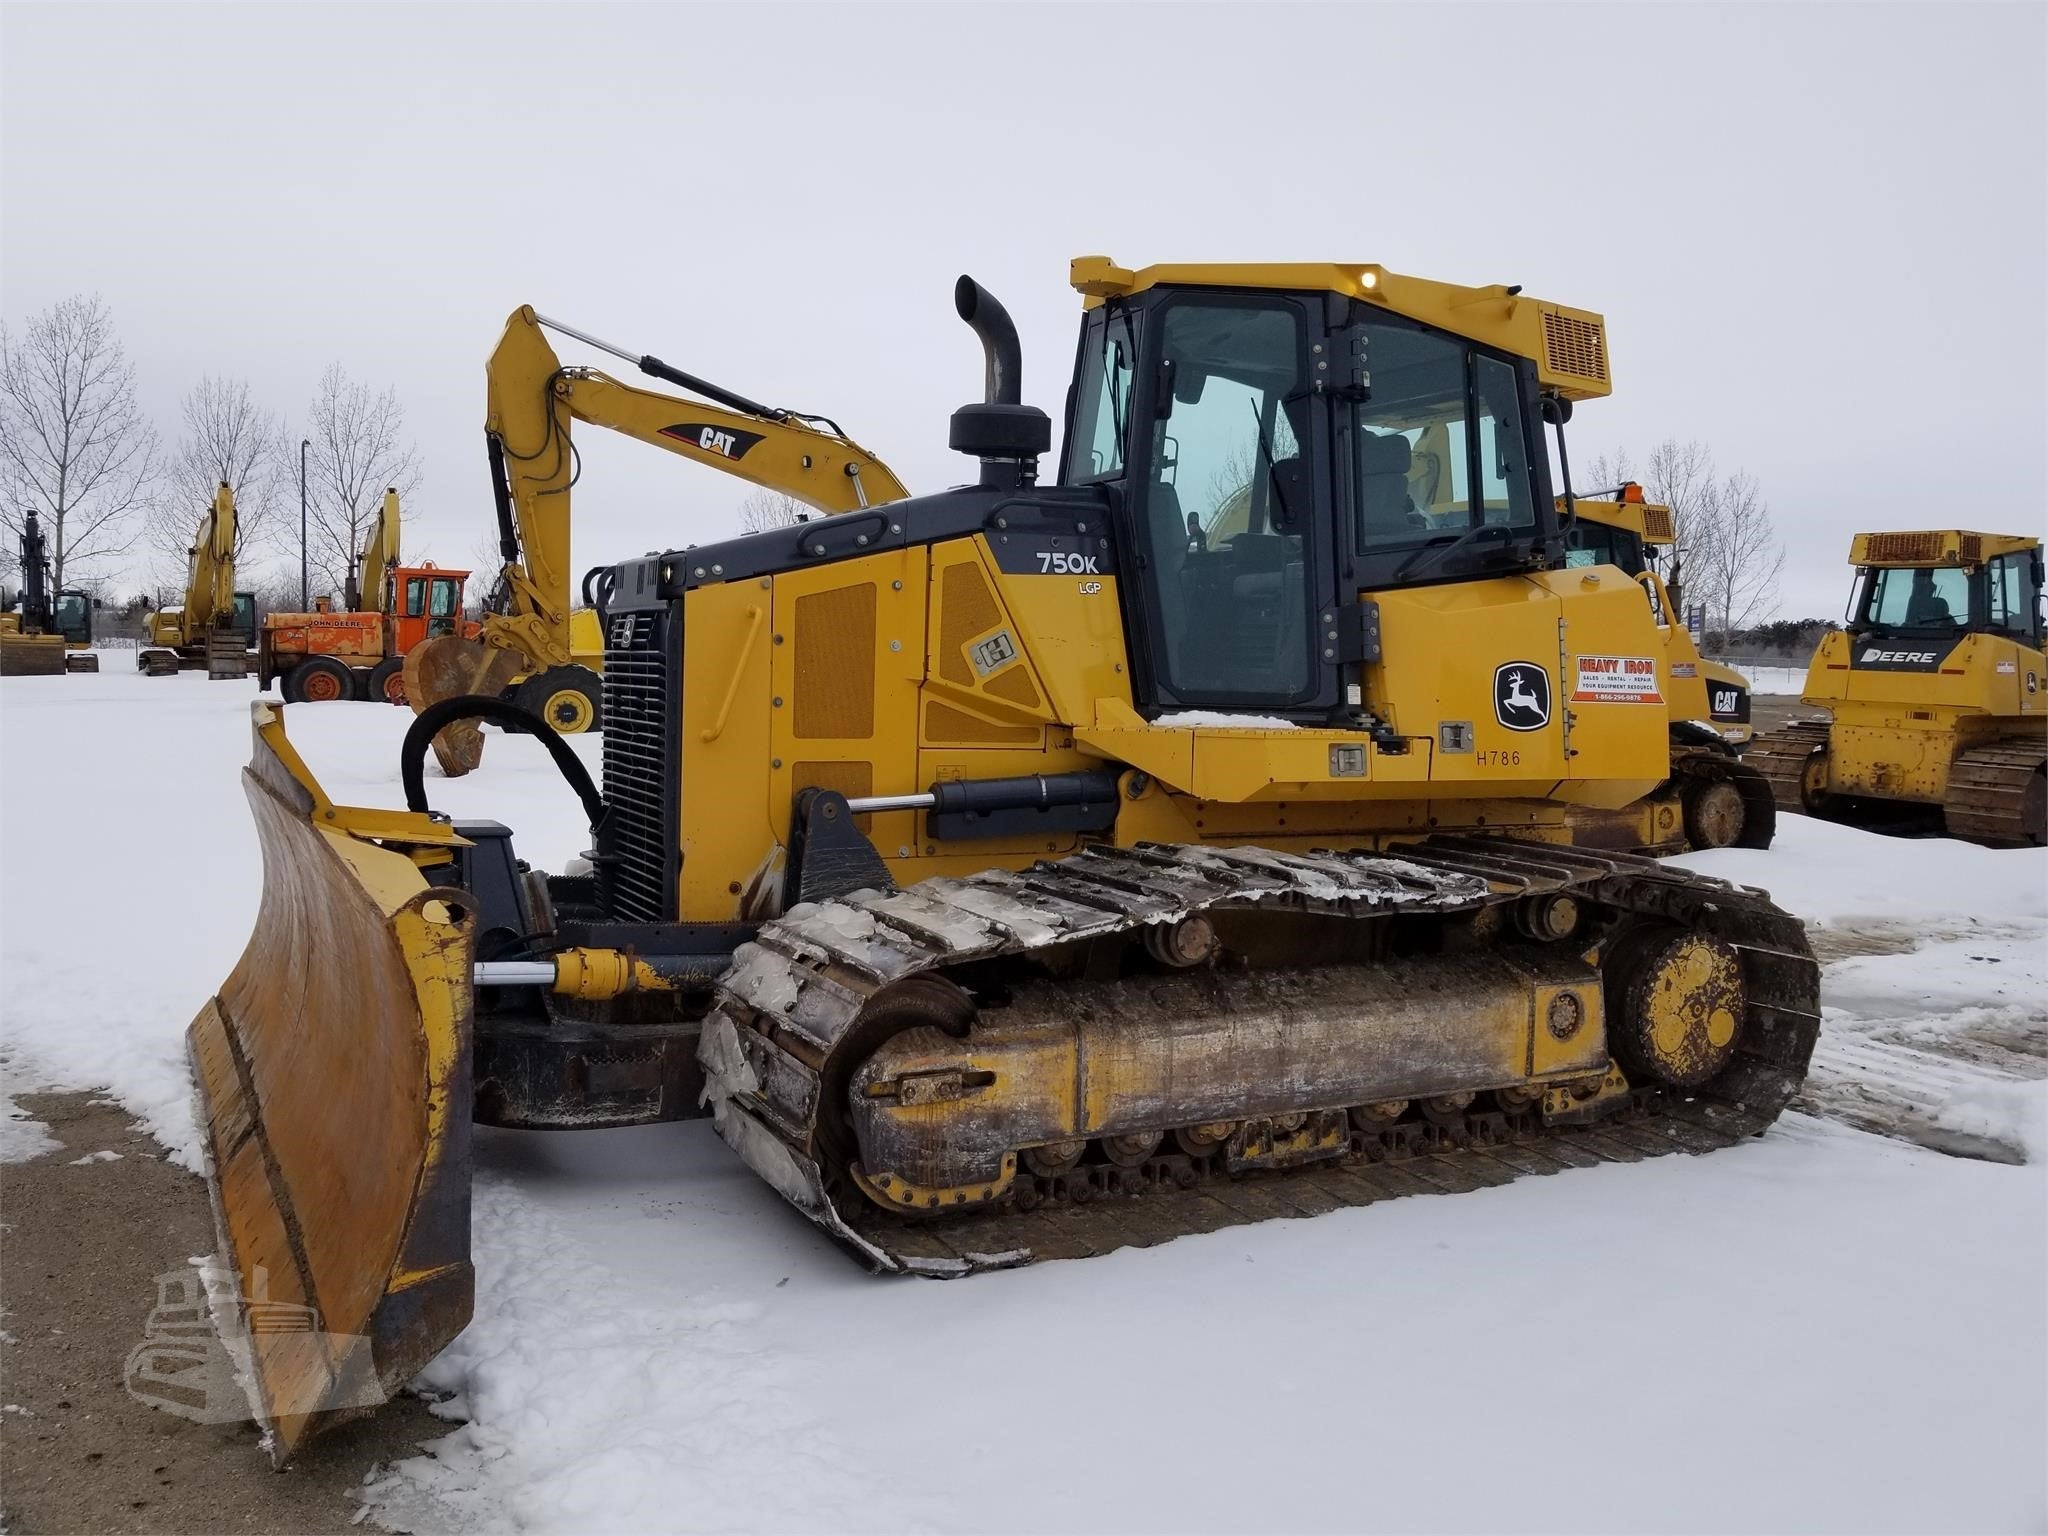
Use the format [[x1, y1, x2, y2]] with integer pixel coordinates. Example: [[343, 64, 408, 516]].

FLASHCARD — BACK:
[[189, 259, 1820, 1463], [1562, 487, 1775, 851], [1750, 530, 2046, 845]]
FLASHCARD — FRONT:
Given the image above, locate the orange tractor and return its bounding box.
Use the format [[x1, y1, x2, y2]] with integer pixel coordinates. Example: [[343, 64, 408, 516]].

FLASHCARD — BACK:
[[256, 491, 479, 703]]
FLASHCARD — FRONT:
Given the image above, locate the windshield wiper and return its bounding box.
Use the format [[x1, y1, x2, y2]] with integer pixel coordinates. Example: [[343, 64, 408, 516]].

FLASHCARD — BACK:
[[1389, 521, 1515, 583]]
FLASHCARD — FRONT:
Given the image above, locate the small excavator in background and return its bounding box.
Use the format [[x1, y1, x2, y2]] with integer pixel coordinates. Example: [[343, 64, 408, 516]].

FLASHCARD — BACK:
[[0, 508, 99, 675], [1749, 530, 2046, 844], [403, 306, 908, 771], [256, 490, 484, 704], [190, 259, 1820, 1463], [1561, 487, 1774, 851], [140, 484, 257, 679]]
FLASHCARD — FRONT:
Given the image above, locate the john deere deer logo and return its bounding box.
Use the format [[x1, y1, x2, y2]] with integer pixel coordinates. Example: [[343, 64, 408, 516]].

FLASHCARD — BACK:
[[1493, 662, 1551, 732]]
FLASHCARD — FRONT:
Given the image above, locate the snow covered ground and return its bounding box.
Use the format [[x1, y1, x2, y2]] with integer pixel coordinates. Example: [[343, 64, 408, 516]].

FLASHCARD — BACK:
[[1708, 661, 1809, 696], [3, 664, 2044, 1534]]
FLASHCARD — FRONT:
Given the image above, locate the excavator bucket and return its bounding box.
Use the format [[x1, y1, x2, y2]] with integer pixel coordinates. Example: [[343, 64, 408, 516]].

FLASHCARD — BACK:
[[402, 634, 522, 777], [186, 702, 476, 1464]]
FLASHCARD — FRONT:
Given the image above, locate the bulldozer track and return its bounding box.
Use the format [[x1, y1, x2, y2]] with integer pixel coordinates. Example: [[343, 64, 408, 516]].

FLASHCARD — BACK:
[[705, 836, 1820, 1274], [1944, 742, 2048, 846], [1746, 720, 1832, 815]]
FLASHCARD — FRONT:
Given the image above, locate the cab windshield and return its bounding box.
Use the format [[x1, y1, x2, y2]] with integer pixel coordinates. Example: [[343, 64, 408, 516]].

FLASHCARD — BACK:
[[1354, 319, 1536, 573], [53, 593, 87, 631], [1857, 566, 1968, 632]]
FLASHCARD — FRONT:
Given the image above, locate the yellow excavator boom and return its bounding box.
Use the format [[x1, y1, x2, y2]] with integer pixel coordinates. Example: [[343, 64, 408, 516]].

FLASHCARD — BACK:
[[351, 489, 402, 614], [478, 306, 911, 675]]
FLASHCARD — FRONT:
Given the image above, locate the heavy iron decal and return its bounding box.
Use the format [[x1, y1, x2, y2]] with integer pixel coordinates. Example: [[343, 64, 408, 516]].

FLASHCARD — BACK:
[[1571, 654, 1663, 705], [1493, 661, 1552, 731], [660, 422, 767, 461]]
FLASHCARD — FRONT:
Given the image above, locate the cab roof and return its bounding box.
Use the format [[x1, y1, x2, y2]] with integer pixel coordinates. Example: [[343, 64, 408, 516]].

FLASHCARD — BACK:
[[1850, 531, 2040, 568], [1070, 255, 1612, 401]]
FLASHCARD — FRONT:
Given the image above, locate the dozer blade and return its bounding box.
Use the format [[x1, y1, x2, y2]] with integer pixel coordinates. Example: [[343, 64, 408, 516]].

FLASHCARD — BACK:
[[187, 702, 477, 1463], [403, 634, 523, 778]]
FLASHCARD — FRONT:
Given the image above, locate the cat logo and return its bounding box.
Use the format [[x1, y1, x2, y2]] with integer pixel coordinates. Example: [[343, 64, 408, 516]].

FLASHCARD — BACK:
[[659, 422, 765, 461], [1493, 661, 1551, 732], [1712, 687, 1740, 715]]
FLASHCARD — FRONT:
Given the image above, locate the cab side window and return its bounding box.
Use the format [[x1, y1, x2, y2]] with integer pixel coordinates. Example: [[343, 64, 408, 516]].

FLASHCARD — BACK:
[[1985, 554, 2035, 640], [405, 577, 427, 617], [1065, 311, 1134, 481]]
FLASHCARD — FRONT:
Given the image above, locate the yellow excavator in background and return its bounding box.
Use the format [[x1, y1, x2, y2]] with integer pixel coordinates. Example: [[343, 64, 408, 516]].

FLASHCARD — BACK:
[[1749, 530, 2045, 844], [140, 483, 257, 679], [188, 260, 1819, 1462], [1561, 487, 1774, 850], [404, 307, 909, 769], [0, 508, 99, 675]]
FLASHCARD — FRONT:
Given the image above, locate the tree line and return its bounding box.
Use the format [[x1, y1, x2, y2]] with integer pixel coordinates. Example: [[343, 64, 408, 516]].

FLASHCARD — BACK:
[[0, 293, 421, 613]]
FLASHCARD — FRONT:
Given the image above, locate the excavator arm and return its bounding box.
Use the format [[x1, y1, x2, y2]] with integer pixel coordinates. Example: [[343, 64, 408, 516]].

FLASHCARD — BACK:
[[350, 489, 401, 615], [478, 306, 910, 672]]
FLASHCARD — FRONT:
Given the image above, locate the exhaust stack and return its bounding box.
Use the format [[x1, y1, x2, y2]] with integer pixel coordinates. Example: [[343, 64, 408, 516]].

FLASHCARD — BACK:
[[949, 275, 1051, 488]]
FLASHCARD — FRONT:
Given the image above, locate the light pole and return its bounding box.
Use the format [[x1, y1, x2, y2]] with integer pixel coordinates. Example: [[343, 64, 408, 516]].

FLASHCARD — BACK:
[[299, 438, 310, 609]]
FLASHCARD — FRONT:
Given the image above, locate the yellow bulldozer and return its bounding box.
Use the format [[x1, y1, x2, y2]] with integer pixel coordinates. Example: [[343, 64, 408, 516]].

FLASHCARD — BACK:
[[189, 259, 1821, 1462], [1749, 530, 2046, 844], [1561, 488, 1774, 850], [140, 483, 257, 678]]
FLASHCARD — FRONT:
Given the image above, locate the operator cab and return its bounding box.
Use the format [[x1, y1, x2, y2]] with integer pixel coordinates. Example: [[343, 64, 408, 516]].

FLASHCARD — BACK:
[[397, 566, 467, 640], [1062, 271, 1568, 719], [1847, 535, 2044, 648], [52, 590, 92, 646]]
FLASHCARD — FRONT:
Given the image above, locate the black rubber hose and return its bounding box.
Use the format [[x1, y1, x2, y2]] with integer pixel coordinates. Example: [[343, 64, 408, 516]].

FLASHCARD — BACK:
[[581, 564, 615, 632], [401, 695, 607, 828]]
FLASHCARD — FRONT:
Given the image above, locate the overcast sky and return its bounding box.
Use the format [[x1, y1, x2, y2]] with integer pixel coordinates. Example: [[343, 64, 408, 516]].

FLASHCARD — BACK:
[[4, 2, 2042, 619]]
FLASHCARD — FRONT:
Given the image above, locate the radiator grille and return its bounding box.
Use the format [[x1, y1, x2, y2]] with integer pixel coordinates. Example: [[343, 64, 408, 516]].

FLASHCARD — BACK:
[[792, 584, 876, 739], [1542, 311, 1609, 386], [598, 608, 678, 923]]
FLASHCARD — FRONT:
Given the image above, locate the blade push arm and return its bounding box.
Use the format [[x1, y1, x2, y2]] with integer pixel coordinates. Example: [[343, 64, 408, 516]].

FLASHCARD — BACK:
[[481, 305, 909, 669]]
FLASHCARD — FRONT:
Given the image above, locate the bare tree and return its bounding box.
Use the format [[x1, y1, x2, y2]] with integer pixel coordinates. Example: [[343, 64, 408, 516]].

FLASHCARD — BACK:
[[300, 363, 422, 595], [145, 376, 289, 580], [0, 294, 161, 588], [1577, 449, 1634, 497], [1690, 469, 1782, 641], [737, 489, 809, 534]]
